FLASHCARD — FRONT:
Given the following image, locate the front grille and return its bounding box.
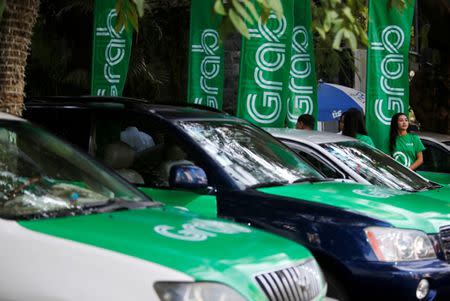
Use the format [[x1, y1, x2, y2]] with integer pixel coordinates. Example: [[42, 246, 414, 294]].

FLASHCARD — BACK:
[[440, 225, 450, 263], [255, 260, 324, 301]]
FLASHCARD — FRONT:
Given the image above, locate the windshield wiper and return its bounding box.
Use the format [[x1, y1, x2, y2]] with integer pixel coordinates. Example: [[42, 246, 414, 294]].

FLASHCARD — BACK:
[[250, 180, 289, 189], [250, 177, 329, 189], [292, 177, 327, 184], [80, 198, 161, 213], [3, 199, 160, 221]]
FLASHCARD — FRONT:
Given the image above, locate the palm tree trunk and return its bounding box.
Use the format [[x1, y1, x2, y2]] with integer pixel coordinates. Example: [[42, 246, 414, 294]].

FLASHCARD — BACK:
[[0, 0, 40, 116]]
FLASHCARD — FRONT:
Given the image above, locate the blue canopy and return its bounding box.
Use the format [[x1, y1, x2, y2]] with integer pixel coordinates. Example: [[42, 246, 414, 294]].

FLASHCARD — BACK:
[[318, 83, 365, 122]]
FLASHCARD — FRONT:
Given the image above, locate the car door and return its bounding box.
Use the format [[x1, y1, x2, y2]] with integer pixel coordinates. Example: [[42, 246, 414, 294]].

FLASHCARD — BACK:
[[90, 109, 219, 217]]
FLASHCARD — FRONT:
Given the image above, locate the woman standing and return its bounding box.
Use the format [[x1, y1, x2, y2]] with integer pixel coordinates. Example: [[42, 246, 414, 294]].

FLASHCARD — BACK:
[[342, 108, 375, 147], [389, 113, 425, 170]]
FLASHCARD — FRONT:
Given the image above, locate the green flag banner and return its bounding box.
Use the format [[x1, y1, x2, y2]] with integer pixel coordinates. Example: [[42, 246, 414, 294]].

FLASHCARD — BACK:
[[237, 1, 294, 127], [286, 0, 318, 128], [91, 0, 133, 96], [366, 0, 416, 152], [187, 0, 224, 109]]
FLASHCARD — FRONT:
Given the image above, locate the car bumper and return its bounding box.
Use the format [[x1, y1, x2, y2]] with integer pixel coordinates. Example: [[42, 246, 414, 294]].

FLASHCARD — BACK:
[[346, 259, 450, 301]]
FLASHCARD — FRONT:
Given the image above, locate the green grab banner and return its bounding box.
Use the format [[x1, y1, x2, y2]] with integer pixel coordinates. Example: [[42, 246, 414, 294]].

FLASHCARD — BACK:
[[237, 0, 294, 128], [187, 0, 224, 110], [365, 0, 416, 153], [91, 0, 133, 96], [286, 0, 318, 128]]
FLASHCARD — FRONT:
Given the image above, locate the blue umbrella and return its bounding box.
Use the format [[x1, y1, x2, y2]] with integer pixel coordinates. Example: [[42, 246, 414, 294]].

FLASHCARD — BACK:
[[317, 82, 365, 121]]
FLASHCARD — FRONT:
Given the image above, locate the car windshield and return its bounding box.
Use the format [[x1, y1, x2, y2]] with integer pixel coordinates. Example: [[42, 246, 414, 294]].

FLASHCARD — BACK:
[[178, 120, 323, 189], [0, 121, 151, 220], [322, 141, 433, 191]]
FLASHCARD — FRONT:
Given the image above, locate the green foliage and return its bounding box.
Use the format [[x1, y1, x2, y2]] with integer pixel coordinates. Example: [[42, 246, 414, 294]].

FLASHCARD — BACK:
[[0, 0, 6, 22], [115, 0, 145, 33], [313, 0, 368, 51], [388, 0, 414, 11], [214, 0, 283, 39]]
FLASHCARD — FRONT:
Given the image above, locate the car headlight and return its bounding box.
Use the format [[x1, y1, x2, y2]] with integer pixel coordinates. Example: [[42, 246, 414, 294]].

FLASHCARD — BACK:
[[154, 282, 247, 301], [365, 227, 436, 262]]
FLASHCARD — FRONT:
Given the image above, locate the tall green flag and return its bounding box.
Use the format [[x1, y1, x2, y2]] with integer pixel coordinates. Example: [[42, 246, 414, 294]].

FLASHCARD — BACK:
[[286, 0, 318, 128], [187, 0, 224, 110], [366, 0, 416, 153], [91, 0, 133, 96], [237, 0, 294, 127]]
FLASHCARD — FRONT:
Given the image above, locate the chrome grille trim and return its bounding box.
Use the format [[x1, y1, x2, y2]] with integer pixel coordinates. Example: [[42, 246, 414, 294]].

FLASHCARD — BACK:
[[255, 260, 324, 301], [440, 225, 450, 263]]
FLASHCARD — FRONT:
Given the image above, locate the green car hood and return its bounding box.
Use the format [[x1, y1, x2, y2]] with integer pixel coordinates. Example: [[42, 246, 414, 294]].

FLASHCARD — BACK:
[[19, 206, 312, 301], [258, 182, 450, 234], [418, 171, 450, 185]]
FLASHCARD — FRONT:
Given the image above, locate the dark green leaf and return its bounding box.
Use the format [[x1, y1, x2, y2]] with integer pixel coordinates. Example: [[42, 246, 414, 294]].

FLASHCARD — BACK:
[[243, 0, 259, 22], [0, 0, 6, 22], [232, 0, 254, 25], [228, 8, 250, 39], [214, 0, 227, 16]]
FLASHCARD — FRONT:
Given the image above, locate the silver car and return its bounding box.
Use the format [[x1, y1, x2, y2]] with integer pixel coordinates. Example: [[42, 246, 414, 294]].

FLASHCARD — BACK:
[[414, 132, 450, 176], [266, 128, 444, 191]]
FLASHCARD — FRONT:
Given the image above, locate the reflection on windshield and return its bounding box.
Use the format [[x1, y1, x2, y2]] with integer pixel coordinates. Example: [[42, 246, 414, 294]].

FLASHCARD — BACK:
[[322, 141, 431, 191], [0, 122, 147, 220], [178, 121, 323, 188]]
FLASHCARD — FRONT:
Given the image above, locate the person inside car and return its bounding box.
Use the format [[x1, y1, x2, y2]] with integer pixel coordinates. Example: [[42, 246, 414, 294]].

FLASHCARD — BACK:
[[296, 114, 315, 130]]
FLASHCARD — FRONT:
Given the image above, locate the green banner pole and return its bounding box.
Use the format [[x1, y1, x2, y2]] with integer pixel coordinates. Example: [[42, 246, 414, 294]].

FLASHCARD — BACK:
[[365, 0, 416, 153], [91, 0, 133, 96], [286, 0, 318, 128], [236, 0, 294, 128], [187, 0, 224, 110]]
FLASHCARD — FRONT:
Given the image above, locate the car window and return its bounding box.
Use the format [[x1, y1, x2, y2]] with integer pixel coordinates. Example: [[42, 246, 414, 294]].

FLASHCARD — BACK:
[[178, 120, 324, 189], [444, 141, 450, 147], [92, 111, 200, 187], [0, 121, 148, 220], [282, 140, 346, 179], [296, 150, 346, 179], [23, 108, 91, 150], [322, 141, 432, 191], [419, 141, 450, 173]]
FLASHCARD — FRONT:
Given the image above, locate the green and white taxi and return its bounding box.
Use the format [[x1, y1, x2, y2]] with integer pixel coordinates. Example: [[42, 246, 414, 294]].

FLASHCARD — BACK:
[[0, 113, 327, 301]]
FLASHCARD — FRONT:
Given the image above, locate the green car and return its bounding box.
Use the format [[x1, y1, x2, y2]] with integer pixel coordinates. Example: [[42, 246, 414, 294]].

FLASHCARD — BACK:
[[1, 112, 327, 301], [25, 97, 450, 301]]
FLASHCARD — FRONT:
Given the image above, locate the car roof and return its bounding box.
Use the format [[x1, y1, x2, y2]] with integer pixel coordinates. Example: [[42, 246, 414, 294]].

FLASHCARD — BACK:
[[0, 112, 25, 121], [266, 128, 357, 144], [414, 131, 450, 143], [26, 96, 241, 122]]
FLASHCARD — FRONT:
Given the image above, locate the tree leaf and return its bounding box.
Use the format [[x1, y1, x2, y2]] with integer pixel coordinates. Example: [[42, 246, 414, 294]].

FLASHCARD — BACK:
[[268, 0, 283, 19], [316, 27, 326, 40], [0, 0, 6, 22], [344, 29, 357, 50], [243, 0, 259, 22], [128, 6, 139, 32], [228, 8, 250, 39], [214, 0, 227, 16], [232, 0, 254, 25], [342, 7, 355, 23], [131, 0, 145, 17], [332, 28, 345, 50]]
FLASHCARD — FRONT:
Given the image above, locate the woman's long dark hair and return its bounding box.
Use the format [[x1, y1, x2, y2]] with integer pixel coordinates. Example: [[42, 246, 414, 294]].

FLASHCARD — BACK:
[[389, 112, 408, 153], [342, 108, 367, 138]]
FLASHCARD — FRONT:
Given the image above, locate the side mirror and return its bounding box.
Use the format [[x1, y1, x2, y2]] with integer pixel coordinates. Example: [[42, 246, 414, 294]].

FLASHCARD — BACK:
[[169, 165, 208, 190]]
